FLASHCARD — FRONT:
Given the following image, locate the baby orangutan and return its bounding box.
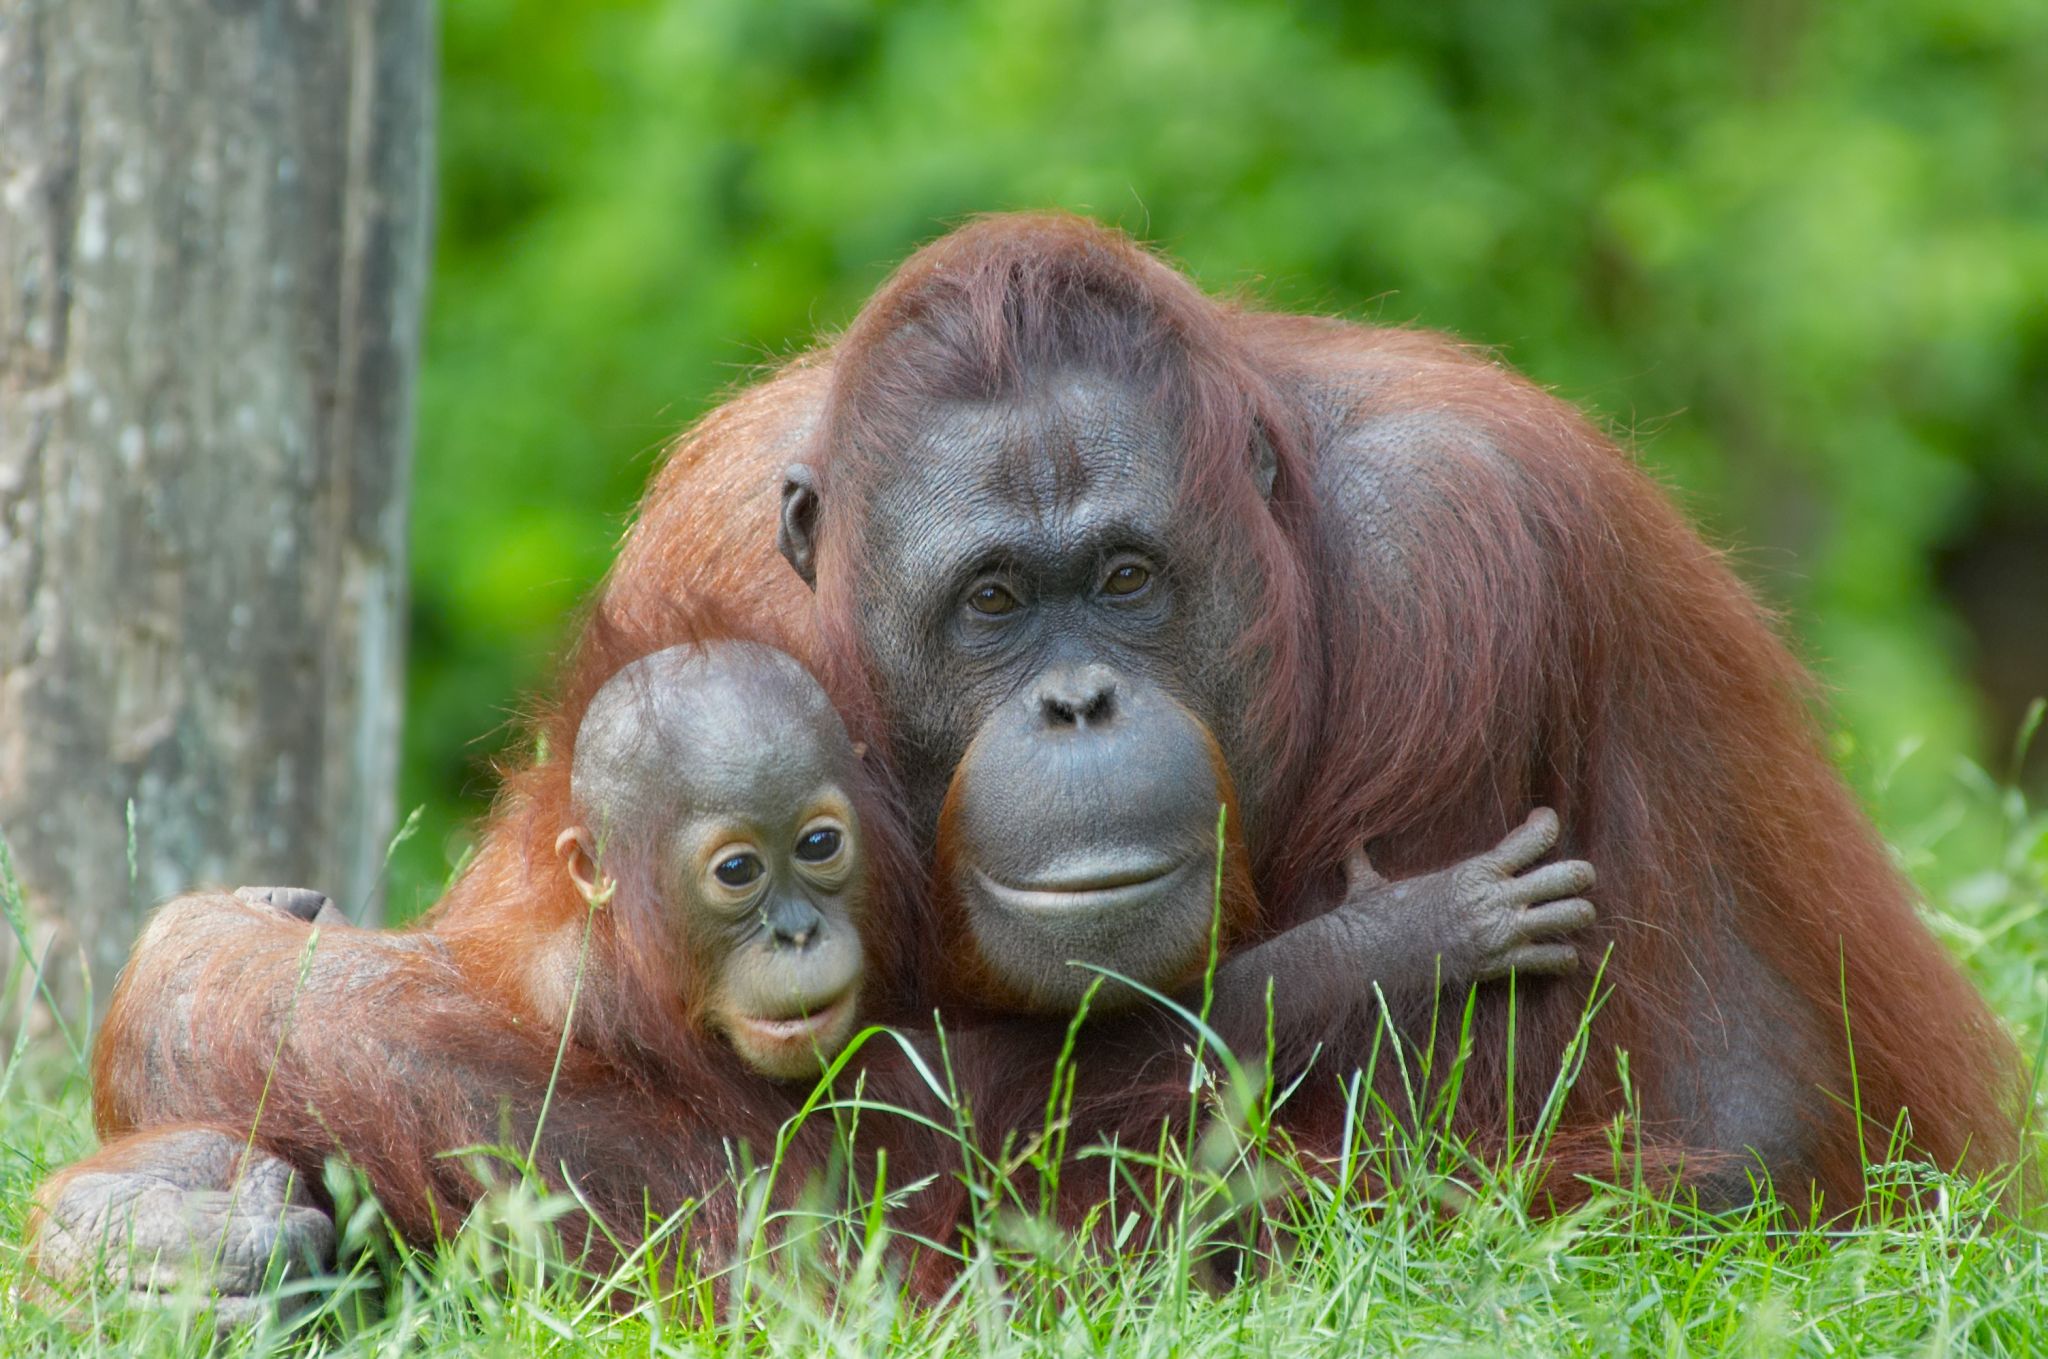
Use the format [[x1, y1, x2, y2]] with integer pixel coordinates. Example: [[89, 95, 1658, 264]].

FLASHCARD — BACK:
[[545, 641, 871, 1080]]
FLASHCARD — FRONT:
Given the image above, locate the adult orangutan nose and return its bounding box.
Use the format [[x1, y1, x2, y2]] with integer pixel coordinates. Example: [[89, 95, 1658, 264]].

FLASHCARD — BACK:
[[1032, 664, 1119, 730]]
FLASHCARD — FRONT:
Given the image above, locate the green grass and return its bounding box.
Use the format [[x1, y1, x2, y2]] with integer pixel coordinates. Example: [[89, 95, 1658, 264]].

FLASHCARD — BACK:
[[3, 730, 2046, 1357]]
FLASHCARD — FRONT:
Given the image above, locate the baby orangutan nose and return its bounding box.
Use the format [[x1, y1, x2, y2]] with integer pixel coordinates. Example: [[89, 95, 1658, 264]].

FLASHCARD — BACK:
[[766, 898, 821, 950]]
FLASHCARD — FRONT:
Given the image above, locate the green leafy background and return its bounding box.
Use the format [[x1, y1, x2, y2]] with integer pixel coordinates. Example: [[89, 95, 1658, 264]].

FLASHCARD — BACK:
[[394, 0, 2048, 916]]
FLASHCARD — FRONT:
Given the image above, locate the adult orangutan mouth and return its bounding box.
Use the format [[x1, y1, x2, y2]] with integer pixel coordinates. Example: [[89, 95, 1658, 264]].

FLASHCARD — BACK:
[[975, 859, 1190, 914], [736, 990, 855, 1046]]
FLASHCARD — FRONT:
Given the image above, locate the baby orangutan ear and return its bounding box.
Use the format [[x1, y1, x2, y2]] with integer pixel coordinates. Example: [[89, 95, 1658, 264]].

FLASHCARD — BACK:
[[554, 826, 613, 908]]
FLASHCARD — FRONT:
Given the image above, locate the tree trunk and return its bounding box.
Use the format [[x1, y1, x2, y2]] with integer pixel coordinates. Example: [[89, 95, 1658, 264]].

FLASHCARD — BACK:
[[0, 0, 434, 1021]]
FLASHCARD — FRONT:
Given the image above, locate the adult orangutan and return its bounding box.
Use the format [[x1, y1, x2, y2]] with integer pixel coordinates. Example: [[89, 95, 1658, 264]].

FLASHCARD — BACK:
[[31, 214, 2023, 1311]]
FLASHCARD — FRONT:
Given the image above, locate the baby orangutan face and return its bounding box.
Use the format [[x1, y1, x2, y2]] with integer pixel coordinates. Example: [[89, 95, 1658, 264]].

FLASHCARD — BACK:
[[557, 642, 868, 1080]]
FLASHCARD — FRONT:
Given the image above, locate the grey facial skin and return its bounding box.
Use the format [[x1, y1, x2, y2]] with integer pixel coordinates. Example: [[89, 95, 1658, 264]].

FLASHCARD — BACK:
[[561, 643, 868, 1079], [784, 375, 1597, 1020], [945, 662, 1230, 1009], [786, 377, 1280, 1013]]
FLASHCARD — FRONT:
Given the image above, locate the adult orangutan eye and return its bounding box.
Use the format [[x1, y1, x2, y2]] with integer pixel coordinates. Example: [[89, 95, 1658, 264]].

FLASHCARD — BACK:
[[794, 827, 843, 863], [1102, 561, 1151, 597], [713, 853, 764, 888], [967, 582, 1018, 616]]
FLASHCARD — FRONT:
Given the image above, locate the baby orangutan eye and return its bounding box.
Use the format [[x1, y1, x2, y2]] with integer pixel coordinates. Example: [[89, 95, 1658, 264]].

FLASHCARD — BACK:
[[713, 853, 764, 888], [794, 827, 842, 863]]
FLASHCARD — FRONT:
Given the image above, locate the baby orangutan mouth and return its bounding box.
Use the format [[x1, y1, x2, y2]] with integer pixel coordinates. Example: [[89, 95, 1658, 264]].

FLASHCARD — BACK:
[[729, 987, 859, 1071]]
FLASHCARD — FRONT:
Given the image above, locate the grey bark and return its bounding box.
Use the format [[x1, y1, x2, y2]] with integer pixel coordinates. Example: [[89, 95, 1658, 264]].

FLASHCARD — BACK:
[[0, 0, 434, 1020]]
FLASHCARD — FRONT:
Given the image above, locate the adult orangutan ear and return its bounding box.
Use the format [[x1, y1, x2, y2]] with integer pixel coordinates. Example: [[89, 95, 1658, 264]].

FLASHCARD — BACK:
[[778, 463, 822, 588], [1250, 419, 1278, 501]]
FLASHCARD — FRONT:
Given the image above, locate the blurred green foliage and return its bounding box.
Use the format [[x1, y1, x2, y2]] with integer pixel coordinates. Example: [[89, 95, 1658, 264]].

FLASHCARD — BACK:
[[394, 0, 2048, 916]]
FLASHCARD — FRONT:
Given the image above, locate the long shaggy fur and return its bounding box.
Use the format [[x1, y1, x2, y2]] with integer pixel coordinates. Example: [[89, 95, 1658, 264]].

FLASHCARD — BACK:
[[66, 214, 2026, 1294]]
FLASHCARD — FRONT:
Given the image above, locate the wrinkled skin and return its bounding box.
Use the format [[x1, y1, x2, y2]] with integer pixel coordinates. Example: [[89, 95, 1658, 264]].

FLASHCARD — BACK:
[[27, 1124, 331, 1333], [1207, 808, 1594, 1046], [784, 378, 1594, 1014], [783, 379, 1285, 1009]]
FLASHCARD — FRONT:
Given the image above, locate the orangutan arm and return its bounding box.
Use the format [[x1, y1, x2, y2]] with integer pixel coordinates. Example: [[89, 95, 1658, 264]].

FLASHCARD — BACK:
[[1202, 808, 1595, 1060], [40, 889, 739, 1318]]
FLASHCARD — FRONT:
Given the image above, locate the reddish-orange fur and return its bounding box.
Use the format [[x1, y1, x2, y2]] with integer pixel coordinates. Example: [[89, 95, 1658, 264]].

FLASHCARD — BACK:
[[803, 215, 2024, 1200], [62, 215, 2025, 1289]]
